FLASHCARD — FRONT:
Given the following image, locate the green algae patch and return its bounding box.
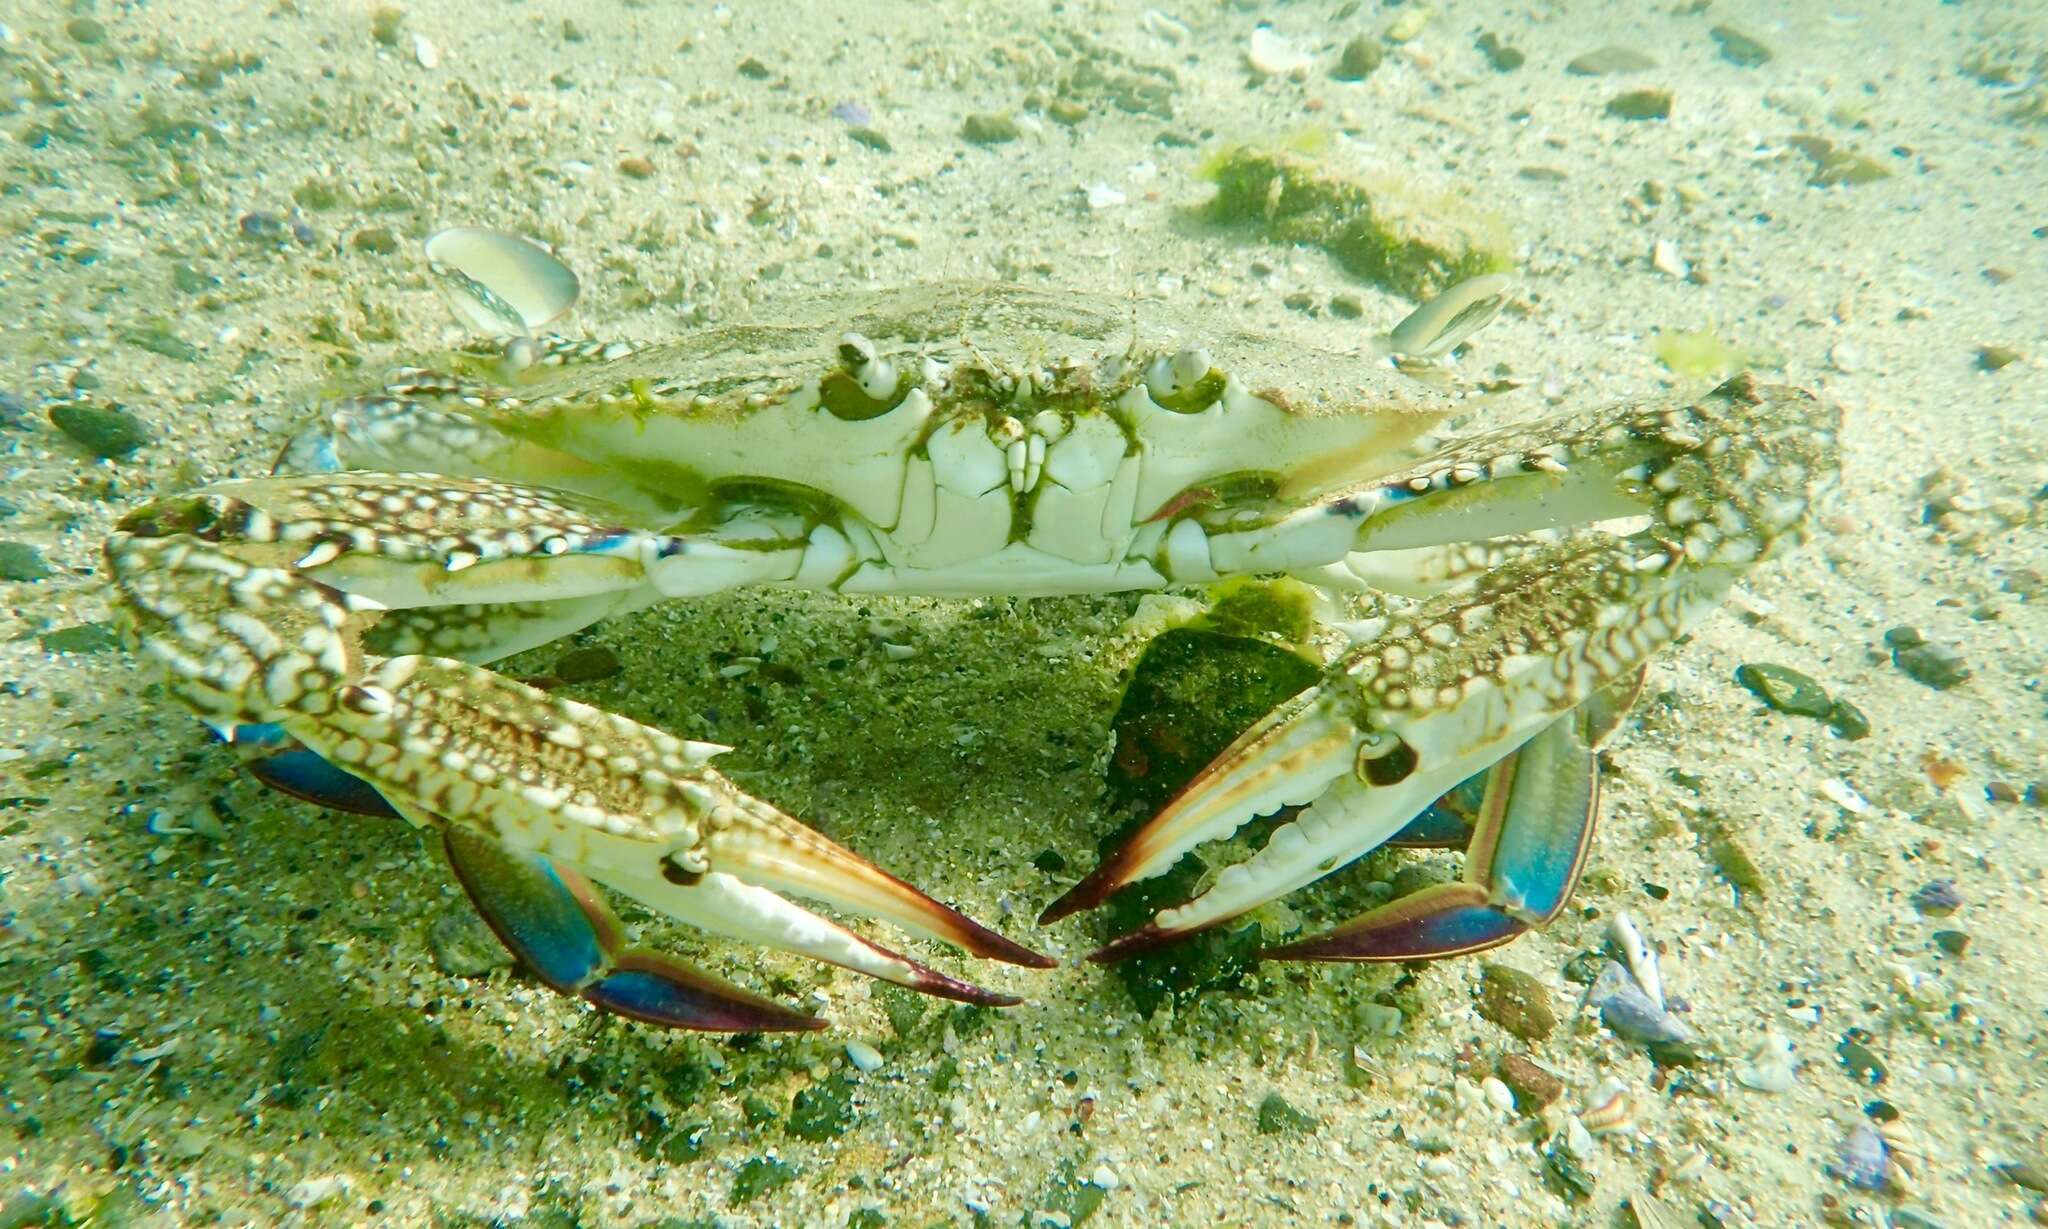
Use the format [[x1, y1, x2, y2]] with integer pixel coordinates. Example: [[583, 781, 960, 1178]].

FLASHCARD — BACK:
[[1649, 329, 1781, 379], [1096, 583, 1326, 1017], [1197, 145, 1511, 298]]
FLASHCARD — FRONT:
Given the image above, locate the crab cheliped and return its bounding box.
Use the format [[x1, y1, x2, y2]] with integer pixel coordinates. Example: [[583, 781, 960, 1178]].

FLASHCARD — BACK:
[[105, 256, 1838, 1032]]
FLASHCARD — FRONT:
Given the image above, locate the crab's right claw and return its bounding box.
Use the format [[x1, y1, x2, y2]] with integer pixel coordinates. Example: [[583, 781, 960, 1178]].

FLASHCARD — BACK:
[[1274, 671, 1643, 961], [442, 824, 825, 1032], [1263, 707, 1596, 961]]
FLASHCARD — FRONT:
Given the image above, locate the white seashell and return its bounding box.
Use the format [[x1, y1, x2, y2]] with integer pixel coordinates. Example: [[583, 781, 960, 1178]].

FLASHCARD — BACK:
[[412, 33, 439, 70], [1387, 273, 1513, 359], [1481, 1076, 1515, 1114], [1607, 912, 1664, 1011], [1819, 776, 1870, 813], [1247, 25, 1314, 78], [423, 227, 581, 335]]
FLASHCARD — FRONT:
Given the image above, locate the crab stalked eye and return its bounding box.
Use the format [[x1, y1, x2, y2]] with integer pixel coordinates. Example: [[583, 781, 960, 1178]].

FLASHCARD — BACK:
[[1355, 730, 1417, 786]]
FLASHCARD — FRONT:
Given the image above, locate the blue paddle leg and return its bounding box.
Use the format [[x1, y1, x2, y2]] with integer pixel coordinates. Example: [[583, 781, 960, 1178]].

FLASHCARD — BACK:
[[441, 825, 823, 1032]]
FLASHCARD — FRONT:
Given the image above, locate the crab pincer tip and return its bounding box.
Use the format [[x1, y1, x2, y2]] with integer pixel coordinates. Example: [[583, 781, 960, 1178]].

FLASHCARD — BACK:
[[1037, 856, 1135, 926], [1082, 922, 1187, 965]]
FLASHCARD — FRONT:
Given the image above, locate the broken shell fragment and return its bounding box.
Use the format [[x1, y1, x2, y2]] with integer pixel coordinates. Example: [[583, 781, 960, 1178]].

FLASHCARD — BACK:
[[424, 226, 581, 335], [1387, 273, 1514, 359]]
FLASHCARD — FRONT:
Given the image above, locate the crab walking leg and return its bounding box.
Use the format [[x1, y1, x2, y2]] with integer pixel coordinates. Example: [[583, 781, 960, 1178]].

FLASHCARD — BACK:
[[1056, 376, 1838, 956]]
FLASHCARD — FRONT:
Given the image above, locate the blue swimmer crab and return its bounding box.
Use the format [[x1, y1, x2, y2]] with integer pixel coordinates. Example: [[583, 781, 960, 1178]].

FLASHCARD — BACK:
[[104, 266, 1837, 1031]]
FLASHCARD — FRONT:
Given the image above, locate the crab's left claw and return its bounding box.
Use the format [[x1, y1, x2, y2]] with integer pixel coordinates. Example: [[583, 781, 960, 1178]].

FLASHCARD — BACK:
[[441, 823, 826, 1032]]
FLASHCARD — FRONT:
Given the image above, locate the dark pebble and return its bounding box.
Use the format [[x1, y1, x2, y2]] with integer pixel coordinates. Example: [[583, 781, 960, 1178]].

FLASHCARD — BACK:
[[0, 542, 52, 583], [1826, 698, 1872, 740], [1884, 625, 1926, 650], [1734, 662, 1834, 718], [1332, 36, 1384, 82], [351, 227, 399, 255], [848, 126, 893, 153], [67, 16, 108, 44], [1497, 1053, 1562, 1112], [1476, 963, 1556, 1042], [1894, 642, 1970, 690], [239, 211, 289, 242], [85, 1028, 125, 1066], [1931, 929, 1970, 957], [40, 624, 120, 654], [1911, 879, 1961, 916], [1978, 344, 2023, 372], [1987, 781, 2021, 803], [1329, 293, 1365, 319], [1837, 1031, 1888, 1086], [1606, 89, 1672, 121], [961, 112, 1020, 144], [1710, 25, 1773, 67], [1255, 1091, 1317, 1135], [1995, 1162, 2048, 1193], [1476, 33, 1525, 72], [736, 56, 772, 80], [1030, 848, 1068, 875], [552, 644, 621, 684], [50, 402, 151, 457]]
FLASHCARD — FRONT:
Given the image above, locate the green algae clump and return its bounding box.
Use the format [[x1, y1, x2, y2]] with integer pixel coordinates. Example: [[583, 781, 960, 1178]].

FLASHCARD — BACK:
[[1197, 144, 1511, 299]]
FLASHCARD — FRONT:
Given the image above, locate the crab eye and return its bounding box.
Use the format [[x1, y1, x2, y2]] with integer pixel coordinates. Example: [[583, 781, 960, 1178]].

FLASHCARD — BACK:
[[1355, 731, 1417, 786]]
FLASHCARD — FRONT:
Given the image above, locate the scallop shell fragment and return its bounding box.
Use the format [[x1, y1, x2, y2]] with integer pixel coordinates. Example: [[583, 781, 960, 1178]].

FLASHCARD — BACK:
[[423, 226, 581, 335]]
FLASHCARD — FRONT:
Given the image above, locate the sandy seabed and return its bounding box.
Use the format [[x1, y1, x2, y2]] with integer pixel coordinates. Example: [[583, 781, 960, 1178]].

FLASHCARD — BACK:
[[1, 2, 2044, 1226]]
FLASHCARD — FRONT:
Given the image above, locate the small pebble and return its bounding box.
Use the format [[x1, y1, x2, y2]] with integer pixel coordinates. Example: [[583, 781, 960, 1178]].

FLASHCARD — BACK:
[[1735, 662, 1834, 719], [1332, 36, 1384, 81], [618, 155, 655, 180], [67, 16, 107, 44], [1978, 344, 2022, 372], [0, 541, 52, 583], [1832, 1123, 1889, 1191], [962, 112, 1020, 145], [1246, 25, 1312, 78], [1568, 46, 1657, 75], [1607, 89, 1673, 121], [1085, 183, 1126, 210], [1477, 963, 1557, 1042], [1480, 1076, 1515, 1114], [831, 101, 872, 126], [50, 402, 150, 457], [1651, 238, 1688, 279], [1256, 1092, 1317, 1135], [1329, 293, 1365, 319], [1893, 641, 1971, 690], [1931, 929, 1970, 957], [1475, 32, 1524, 72], [1837, 1031, 1888, 1086], [1735, 1030, 1799, 1093], [554, 645, 622, 684], [1497, 1053, 1564, 1112], [1910, 879, 1961, 916], [1710, 25, 1773, 67], [844, 1040, 884, 1073]]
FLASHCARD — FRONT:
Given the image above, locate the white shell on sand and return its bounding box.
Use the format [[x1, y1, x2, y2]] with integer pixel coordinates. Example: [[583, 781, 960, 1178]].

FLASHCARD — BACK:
[[423, 227, 580, 335]]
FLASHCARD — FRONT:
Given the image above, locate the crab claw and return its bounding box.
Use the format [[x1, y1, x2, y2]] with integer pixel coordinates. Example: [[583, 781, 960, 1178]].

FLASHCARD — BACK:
[[442, 824, 824, 1032], [1261, 706, 1598, 961], [1060, 528, 1732, 965]]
